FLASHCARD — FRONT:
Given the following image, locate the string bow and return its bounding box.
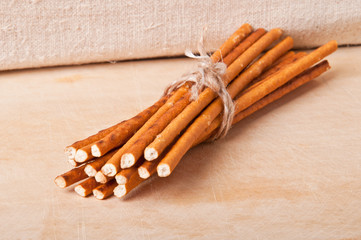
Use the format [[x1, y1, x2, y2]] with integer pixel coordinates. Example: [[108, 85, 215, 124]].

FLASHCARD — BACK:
[[164, 31, 235, 140]]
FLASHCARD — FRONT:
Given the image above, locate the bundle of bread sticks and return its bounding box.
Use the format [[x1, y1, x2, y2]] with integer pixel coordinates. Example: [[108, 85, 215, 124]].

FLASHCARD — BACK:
[[54, 23, 337, 200]]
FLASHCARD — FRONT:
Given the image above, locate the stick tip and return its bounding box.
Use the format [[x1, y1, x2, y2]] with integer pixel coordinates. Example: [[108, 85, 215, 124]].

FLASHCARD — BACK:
[[138, 167, 150, 179], [75, 149, 88, 163], [101, 164, 117, 177], [93, 189, 105, 200], [144, 147, 158, 161], [157, 164, 171, 177], [84, 165, 97, 177], [114, 185, 127, 198], [121, 154, 135, 168], [74, 185, 86, 197], [270, 28, 283, 36], [91, 144, 101, 157], [67, 158, 78, 167], [64, 146, 76, 159], [95, 171, 108, 184], [54, 176, 66, 188], [115, 174, 128, 185]]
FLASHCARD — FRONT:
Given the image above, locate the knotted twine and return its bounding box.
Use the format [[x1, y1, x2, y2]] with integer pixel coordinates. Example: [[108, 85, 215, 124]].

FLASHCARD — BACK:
[[163, 32, 235, 140]]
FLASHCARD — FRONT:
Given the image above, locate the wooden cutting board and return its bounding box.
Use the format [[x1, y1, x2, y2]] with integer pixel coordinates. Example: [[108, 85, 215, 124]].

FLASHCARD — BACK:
[[0, 46, 360, 240]]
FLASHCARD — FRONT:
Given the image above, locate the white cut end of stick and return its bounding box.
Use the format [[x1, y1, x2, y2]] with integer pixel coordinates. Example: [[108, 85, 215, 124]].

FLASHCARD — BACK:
[[95, 171, 108, 184], [93, 189, 105, 200], [102, 164, 117, 177], [114, 185, 127, 198], [157, 164, 171, 177], [74, 185, 86, 197], [144, 147, 158, 161], [91, 144, 101, 157], [115, 174, 128, 185], [54, 176, 66, 188], [84, 165, 97, 177], [67, 158, 78, 167], [75, 149, 88, 163], [121, 154, 135, 168], [138, 167, 150, 179], [65, 146, 76, 159]]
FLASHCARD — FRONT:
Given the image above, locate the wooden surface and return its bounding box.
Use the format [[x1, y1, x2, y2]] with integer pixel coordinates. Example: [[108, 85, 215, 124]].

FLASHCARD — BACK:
[[0, 46, 360, 240]]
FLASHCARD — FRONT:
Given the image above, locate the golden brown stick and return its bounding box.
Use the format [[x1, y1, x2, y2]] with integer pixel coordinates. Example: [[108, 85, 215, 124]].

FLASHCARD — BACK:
[[193, 52, 303, 145], [65, 125, 120, 160], [195, 60, 331, 145], [244, 51, 307, 93], [54, 164, 89, 188], [223, 28, 266, 64], [84, 150, 117, 177], [93, 180, 118, 200], [157, 41, 337, 177], [138, 159, 160, 179], [121, 95, 191, 168], [90, 92, 183, 158], [115, 167, 138, 184], [100, 25, 253, 176], [113, 174, 145, 198], [95, 171, 114, 184], [67, 158, 81, 167], [74, 144, 93, 163], [234, 60, 331, 123], [74, 177, 100, 197], [115, 158, 145, 184], [145, 31, 288, 161], [212, 23, 253, 63], [100, 90, 189, 177], [64, 93, 171, 160], [232, 41, 337, 116], [73, 94, 170, 163]]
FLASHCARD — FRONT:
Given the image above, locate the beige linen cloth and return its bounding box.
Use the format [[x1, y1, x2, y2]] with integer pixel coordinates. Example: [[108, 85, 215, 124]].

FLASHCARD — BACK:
[[0, 0, 360, 71]]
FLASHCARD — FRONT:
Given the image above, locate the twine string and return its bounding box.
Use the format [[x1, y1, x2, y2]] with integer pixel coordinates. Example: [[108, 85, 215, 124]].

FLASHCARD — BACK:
[[163, 30, 235, 140]]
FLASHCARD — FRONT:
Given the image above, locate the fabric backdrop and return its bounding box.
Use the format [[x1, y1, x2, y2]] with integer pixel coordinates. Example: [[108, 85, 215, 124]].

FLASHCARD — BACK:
[[0, 0, 360, 71]]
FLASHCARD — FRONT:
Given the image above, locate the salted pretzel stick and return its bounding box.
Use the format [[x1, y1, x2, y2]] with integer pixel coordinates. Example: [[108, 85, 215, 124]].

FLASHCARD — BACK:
[[244, 51, 307, 93], [95, 171, 114, 184], [195, 60, 331, 145], [138, 159, 160, 179], [192, 51, 304, 144], [54, 164, 89, 188], [93, 180, 118, 200], [101, 25, 253, 176], [115, 158, 145, 184], [120, 95, 192, 168], [67, 158, 81, 167], [158, 41, 337, 177], [84, 150, 117, 177], [223, 28, 266, 64], [73, 94, 170, 163], [74, 144, 93, 163], [65, 93, 171, 160], [212, 23, 253, 63], [74, 177, 100, 197], [90, 90, 187, 158], [145, 31, 288, 161], [100, 92, 189, 177], [65, 125, 120, 160], [114, 174, 145, 198]]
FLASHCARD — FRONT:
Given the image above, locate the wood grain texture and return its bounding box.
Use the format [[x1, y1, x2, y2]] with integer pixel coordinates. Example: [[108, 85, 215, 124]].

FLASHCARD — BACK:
[[0, 47, 360, 240]]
